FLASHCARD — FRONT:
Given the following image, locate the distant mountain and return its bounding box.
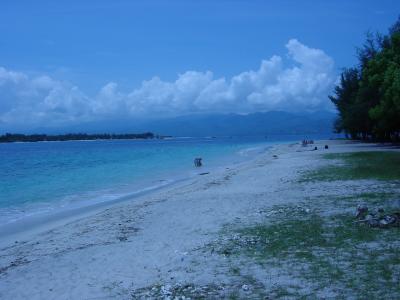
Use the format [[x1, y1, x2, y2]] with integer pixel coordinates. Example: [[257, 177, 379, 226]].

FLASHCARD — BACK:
[[4, 111, 337, 137], [135, 111, 336, 137]]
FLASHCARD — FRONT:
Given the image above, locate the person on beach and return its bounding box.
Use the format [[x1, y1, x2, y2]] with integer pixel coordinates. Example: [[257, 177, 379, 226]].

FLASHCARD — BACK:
[[194, 158, 202, 167]]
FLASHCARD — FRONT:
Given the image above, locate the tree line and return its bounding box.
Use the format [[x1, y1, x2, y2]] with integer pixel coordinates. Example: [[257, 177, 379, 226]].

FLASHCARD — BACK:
[[330, 18, 400, 141], [0, 132, 156, 143]]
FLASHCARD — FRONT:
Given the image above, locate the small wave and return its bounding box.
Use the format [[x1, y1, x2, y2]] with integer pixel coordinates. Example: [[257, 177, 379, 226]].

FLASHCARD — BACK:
[[237, 145, 269, 157], [0, 179, 176, 228]]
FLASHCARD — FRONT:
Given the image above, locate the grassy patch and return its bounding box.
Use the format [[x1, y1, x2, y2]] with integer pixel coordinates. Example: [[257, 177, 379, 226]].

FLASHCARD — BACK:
[[221, 213, 384, 260], [217, 200, 400, 298], [235, 215, 326, 260], [331, 191, 399, 208], [301, 151, 400, 182]]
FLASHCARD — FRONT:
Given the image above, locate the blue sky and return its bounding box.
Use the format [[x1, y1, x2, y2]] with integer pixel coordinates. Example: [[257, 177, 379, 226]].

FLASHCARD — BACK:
[[0, 0, 399, 130]]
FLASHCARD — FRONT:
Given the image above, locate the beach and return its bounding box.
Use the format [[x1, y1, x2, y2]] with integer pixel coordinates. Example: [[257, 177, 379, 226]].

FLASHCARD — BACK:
[[0, 140, 399, 299]]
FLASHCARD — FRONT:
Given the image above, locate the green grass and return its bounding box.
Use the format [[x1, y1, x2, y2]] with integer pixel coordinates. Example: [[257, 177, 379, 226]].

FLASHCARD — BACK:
[[330, 191, 399, 209], [235, 215, 326, 259], [300, 151, 400, 182], [218, 200, 400, 298], [223, 213, 383, 261]]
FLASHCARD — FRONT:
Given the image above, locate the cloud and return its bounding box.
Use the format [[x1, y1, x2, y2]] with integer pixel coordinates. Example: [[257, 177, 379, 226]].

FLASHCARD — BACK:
[[0, 68, 92, 127], [0, 39, 336, 129]]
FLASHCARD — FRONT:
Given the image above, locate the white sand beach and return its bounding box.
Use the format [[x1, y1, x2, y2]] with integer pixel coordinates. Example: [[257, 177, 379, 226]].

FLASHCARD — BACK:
[[0, 140, 398, 299]]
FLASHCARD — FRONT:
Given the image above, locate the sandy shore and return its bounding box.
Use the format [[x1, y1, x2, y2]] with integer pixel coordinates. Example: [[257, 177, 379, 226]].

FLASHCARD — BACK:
[[0, 140, 396, 299]]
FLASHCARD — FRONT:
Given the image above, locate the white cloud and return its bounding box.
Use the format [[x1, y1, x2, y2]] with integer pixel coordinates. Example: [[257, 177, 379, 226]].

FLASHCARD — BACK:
[[0, 67, 92, 126], [0, 39, 336, 128]]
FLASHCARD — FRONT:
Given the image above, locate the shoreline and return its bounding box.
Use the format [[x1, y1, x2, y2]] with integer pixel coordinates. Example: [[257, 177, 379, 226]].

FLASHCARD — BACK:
[[0, 177, 185, 248], [0, 140, 277, 248], [2, 139, 395, 299]]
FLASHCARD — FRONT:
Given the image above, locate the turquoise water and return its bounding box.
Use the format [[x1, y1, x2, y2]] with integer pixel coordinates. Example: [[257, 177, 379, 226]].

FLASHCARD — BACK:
[[0, 134, 334, 227], [0, 137, 271, 226]]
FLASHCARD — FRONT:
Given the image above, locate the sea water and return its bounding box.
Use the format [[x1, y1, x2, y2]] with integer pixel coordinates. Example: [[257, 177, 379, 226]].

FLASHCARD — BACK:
[[0, 135, 332, 229]]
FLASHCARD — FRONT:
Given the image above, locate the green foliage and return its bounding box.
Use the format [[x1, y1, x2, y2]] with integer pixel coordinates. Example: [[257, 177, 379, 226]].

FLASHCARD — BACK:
[[331, 18, 400, 141], [301, 151, 400, 181], [329, 68, 360, 136]]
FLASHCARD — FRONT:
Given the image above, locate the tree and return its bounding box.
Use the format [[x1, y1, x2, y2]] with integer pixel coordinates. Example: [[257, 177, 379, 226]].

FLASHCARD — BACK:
[[330, 17, 400, 141], [369, 32, 400, 140], [329, 68, 360, 138]]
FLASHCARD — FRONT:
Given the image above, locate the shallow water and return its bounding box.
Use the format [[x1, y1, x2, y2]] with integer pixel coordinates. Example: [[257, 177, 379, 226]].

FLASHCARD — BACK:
[[0, 134, 333, 227]]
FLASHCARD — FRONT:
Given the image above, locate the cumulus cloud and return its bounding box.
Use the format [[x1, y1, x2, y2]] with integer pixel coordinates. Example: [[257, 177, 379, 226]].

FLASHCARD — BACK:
[[0, 68, 92, 127], [0, 39, 336, 128]]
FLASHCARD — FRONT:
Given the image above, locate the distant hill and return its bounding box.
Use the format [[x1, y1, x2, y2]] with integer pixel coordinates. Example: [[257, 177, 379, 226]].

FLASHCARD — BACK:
[[4, 111, 337, 137], [134, 111, 336, 137]]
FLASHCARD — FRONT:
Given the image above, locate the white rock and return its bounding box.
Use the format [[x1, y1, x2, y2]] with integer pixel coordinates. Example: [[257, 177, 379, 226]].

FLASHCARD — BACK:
[[242, 284, 250, 291]]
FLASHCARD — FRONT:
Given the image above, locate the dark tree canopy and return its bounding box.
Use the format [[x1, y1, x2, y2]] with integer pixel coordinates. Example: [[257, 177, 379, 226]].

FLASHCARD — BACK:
[[0, 132, 156, 143], [330, 17, 400, 141]]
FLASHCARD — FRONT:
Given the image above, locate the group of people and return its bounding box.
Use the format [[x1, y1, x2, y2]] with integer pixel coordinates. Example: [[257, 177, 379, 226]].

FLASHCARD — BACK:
[[194, 139, 328, 167], [301, 139, 314, 146], [194, 157, 202, 167], [301, 139, 329, 151]]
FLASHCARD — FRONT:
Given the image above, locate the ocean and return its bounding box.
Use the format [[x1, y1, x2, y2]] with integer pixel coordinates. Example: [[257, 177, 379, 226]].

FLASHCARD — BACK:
[[0, 135, 333, 230]]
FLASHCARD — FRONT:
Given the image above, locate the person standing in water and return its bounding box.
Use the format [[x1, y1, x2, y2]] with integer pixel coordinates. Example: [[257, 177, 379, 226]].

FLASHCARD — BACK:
[[194, 158, 202, 167]]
